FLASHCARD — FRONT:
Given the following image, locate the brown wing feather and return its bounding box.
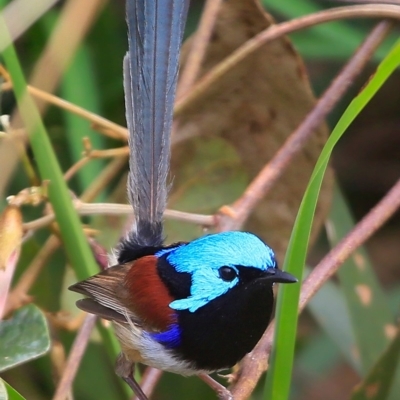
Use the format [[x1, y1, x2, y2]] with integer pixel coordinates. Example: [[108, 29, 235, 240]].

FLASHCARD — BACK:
[[76, 298, 127, 323], [69, 264, 139, 324]]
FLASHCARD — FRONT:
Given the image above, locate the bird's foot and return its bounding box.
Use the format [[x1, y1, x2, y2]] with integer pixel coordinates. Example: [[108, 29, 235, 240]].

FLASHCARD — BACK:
[[115, 353, 148, 400], [199, 373, 233, 400]]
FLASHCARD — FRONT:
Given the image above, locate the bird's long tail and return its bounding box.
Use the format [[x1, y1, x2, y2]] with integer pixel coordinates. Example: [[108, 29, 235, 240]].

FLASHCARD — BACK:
[[123, 0, 189, 249]]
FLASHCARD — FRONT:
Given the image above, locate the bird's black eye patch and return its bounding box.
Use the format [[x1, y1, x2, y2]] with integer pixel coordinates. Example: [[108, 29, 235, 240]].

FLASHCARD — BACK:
[[219, 266, 238, 282]]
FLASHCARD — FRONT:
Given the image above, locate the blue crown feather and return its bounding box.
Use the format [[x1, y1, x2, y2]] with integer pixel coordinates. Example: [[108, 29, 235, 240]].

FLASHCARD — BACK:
[[156, 232, 276, 312]]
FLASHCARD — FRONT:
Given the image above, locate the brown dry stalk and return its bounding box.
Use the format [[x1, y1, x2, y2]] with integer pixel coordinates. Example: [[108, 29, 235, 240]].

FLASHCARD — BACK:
[[6, 158, 127, 314], [218, 19, 394, 231], [27, 83, 127, 140], [228, 19, 394, 398], [231, 177, 400, 399], [28, 0, 105, 115], [132, 368, 163, 400], [0, 0, 106, 204], [4, 235, 60, 316], [0, 0, 59, 49], [63, 146, 129, 181], [23, 203, 214, 233], [53, 314, 97, 400], [176, 0, 224, 99], [175, 4, 400, 117], [0, 81, 128, 141], [80, 156, 128, 203]]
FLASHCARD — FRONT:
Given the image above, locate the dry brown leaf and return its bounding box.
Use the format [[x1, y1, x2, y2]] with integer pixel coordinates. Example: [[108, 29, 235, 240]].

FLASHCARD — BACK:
[[172, 0, 333, 262], [0, 205, 23, 318], [0, 205, 22, 271]]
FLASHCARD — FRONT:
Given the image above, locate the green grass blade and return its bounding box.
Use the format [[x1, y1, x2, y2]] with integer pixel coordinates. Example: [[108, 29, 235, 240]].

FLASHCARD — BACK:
[[328, 185, 395, 374], [0, 379, 26, 400], [0, 22, 98, 281], [306, 268, 360, 372], [351, 329, 400, 400], [0, 17, 130, 399], [38, 11, 106, 196], [61, 45, 106, 195], [264, 39, 400, 400]]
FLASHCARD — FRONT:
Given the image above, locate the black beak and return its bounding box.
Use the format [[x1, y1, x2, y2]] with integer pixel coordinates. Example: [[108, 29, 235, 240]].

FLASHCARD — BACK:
[[263, 268, 298, 284]]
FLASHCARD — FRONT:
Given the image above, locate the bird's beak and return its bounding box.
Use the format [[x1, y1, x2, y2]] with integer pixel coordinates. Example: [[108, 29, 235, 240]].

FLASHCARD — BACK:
[[263, 268, 298, 284]]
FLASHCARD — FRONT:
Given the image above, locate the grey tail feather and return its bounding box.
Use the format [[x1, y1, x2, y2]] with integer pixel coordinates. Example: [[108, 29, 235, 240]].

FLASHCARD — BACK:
[[124, 0, 190, 247]]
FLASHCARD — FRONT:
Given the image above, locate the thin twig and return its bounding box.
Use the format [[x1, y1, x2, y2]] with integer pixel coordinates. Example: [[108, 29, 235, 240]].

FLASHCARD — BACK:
[[28, 0, 105, 116], [6, 159, 127, 314], [229, 20, 395, 399], [64, 157, 91, 182], [80, 156, 128, 203], [4, 235, 60, 316], [63, 147, 129, 181], [299, 179, 400, 312], [50, 339, 69, 399], [0, 0, 60, 51], [176, 0, 224, 99], [231, 177, 400, 399], [175, 4, 400, 117], [53, 314, 97, 400], [23, 203, 215, 232], [199, 374, 233, 400], [217, 19, 393, 231], [132, 368, 163, 400], [0, 0, 106, 212], [86, 147, 130, 159], [0, 81, 128, 141]]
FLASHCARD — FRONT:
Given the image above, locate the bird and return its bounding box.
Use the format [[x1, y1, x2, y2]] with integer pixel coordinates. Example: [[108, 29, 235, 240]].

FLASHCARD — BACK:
[[69, 0, 297, 397]]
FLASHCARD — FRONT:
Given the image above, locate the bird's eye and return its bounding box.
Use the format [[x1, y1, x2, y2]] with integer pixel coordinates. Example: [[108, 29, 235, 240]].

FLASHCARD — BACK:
[[219, 266, 238, 282]]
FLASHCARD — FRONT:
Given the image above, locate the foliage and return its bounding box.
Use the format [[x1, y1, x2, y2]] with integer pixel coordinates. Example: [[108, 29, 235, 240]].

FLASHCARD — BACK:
[[0, 1, 399, 399]]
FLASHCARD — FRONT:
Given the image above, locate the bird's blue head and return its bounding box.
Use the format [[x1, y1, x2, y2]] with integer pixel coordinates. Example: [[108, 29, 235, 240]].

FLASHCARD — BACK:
[[156, 231, 294, 313]]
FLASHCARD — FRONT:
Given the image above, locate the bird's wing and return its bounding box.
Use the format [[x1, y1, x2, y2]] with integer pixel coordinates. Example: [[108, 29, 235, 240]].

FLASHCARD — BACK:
[[69, 264, 138, 324]]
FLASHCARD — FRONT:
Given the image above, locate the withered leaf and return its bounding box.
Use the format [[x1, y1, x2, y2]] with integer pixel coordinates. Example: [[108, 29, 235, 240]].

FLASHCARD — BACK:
[[170, 0, 333, 262]]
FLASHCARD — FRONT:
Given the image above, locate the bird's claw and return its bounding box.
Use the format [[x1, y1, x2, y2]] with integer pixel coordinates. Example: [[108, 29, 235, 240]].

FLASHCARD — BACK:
[[115, 353, 148, 400]]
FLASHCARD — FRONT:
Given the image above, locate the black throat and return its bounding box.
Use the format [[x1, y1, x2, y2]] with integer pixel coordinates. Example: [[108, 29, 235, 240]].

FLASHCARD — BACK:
[[175, 272, 275, 371]]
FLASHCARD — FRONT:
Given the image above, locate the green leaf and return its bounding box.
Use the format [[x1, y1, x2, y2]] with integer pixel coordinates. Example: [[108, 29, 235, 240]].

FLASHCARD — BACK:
[[0, 305, 50, 372], [327, 185, 395, 374], [39, 12, 106, 198], [0, 11, 98, 282], [306, 268, 360, 373], [61, 45, 105, 195], [351, 329, 400, 400], [262, 0, 394, 60], [264, 39, 400, 400], [0, 379, 26, 400], [0, 19, 130, 395]]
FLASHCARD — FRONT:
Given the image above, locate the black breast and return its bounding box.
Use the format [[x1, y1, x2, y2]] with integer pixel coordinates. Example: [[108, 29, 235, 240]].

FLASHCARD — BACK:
[[175, 273, 275, 371]]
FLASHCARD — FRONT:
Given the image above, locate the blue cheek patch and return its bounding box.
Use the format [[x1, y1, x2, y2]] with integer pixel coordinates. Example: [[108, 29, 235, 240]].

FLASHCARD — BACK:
[[156, 231, 277, 314], [150, 324, 182, 349], [169, 268, 238, 312]]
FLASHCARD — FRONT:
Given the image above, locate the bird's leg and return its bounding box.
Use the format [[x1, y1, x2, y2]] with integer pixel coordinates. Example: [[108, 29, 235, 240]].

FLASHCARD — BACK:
[[198, 373, 233, 400], [115, 353, 148, 400]]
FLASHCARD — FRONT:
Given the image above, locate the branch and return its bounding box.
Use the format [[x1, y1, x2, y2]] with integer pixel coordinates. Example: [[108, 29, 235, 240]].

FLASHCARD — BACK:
[[53, 314, 97, 400], [175, 4, 400, 117], [217, 19, 393, 231], [23, 202, 215, 232], [231, 177, 400, 399], [176, 0, 224, 99]]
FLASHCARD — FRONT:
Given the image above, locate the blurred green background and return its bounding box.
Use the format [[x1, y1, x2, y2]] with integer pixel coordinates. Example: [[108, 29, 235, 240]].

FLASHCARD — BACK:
[[1, 0, 400, 399]]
